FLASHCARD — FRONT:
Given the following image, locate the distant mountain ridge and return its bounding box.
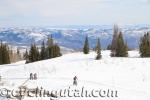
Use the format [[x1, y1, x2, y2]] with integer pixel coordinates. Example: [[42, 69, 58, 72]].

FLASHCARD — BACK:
[[0, 25, 150, 50]]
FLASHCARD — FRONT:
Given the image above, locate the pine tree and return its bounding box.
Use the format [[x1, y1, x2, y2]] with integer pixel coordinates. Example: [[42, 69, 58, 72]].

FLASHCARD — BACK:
[[115, 32, 128, 57], [110, 25, 128, 57], [139, 33, 150, 57], [26, 36, 62, 63], [83, 36, 89, 54], [40, 40, 46, 60], [0, 41, 10, 65], [36, 46, 40, 61], [47, 35, 53, 47], [16, 47, 22, 61], [28, 44, 34, 62], [110, 25, 119, 56], [46, 36, 54, 58], [45, 35, 62, 59], [4, 44, 10, 64], [47, 44, 61, 58], [23, 49, 28, 59], [28, 44, 40, 63], [23, 49, 30, 63], [9, 47, 14, 62], [95, 38, 102, 60], [51, 44, 61, 58]]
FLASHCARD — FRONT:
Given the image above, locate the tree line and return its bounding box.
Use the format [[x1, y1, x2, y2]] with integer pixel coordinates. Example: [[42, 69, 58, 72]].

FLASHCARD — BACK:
[[83, 24, 128, 59], [0, 36, 62, 65], [24, 36, 62, 63], [0, 25, 149, 65], [0, 41, 22, 65], [83, 25, 150, 58]]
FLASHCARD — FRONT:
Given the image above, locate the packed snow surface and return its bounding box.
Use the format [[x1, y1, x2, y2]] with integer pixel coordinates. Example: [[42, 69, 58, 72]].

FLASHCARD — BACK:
[[0, 50, 150, 100]]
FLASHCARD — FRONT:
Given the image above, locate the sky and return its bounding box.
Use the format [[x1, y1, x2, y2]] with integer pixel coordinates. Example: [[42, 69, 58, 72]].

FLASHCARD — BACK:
[[0, 0, 150, 27]]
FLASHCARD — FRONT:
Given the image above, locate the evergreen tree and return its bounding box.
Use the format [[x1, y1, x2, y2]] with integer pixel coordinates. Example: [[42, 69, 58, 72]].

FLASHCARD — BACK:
[[115, 32, 128, 57], [47, 35, 53, 47], [45, 36, 62, 59], [9, 47, 13, 62], [110, 25, 119, 56], [47, 45, 52, 58], [83, 36, 89, 54], [36, 46, 40, 61], [40, 40, 46, 60], [110, 25, 128, 57], [3, 44, 10, 64], [46, 36, 54, 58], [28, 44, 34, 62], [0, 41, 10, 65], [16, 47, 22, 60], [26, 36, 62, 63], [51, 44, 61, 58], [23, 49, 29, 63], [28, 44, 40, 63], [95, 38, 102, 60], [139, 33, 150, 57]]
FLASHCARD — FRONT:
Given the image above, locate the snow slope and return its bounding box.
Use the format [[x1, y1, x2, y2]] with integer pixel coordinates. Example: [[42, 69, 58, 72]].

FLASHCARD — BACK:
[[0, 51, 150, 100]]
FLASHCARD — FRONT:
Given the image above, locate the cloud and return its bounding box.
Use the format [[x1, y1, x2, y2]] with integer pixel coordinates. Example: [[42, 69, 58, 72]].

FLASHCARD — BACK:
[[0, 0, 150, 26]]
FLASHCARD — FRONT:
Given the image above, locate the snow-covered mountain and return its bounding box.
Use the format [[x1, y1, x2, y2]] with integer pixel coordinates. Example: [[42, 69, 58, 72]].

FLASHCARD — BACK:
[[0, 25, 150, 50], [0, 51, 150, 100]]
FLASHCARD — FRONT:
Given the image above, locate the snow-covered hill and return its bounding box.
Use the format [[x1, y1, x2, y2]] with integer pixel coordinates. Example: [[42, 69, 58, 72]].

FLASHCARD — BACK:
[[0, 25, 150, 50], [0, 51, 150, 100]]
